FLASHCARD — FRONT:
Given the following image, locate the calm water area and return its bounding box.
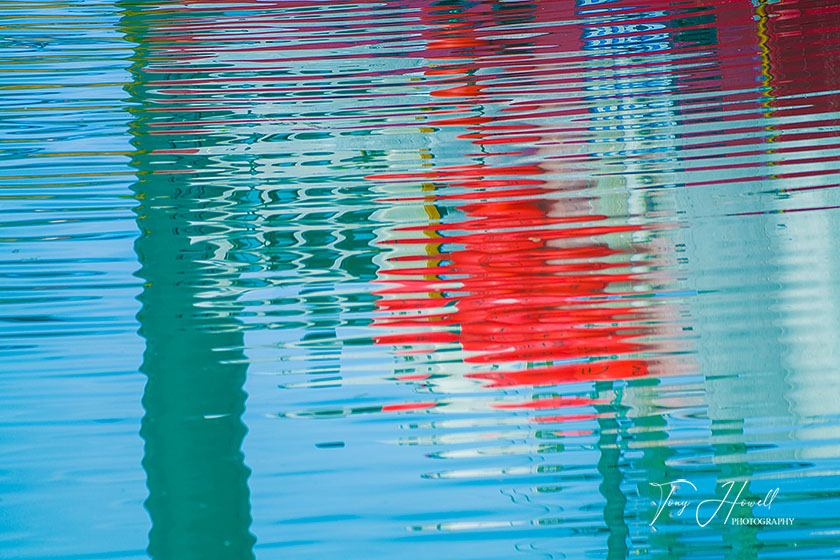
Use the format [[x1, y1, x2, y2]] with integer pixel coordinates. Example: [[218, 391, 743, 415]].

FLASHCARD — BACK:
[[3, 0, 840, 558]]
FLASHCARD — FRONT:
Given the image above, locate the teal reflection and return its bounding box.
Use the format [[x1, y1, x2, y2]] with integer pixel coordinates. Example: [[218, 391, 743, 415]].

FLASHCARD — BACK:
[[120, 6, 256, 559]]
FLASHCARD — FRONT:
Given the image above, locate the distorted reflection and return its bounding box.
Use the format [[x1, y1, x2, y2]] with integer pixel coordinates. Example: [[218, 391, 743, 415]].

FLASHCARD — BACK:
[[121, 5, 257, 559], [4, 0, 839, 558]]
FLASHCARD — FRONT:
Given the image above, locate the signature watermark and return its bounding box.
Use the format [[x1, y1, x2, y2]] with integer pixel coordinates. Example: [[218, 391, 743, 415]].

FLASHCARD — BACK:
[[649, 479, 792, 527]]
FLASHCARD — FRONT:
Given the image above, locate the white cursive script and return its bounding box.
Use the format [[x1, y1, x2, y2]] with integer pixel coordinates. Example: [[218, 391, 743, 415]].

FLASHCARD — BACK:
[[649, 479, 780, 527]]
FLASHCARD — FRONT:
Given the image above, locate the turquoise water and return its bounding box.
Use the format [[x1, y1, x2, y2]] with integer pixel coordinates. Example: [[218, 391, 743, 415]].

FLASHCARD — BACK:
[[3, 0, 840, 558]]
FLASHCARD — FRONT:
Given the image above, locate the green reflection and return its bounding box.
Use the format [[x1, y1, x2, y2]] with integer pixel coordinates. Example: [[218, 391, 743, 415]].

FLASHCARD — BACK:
[[120, 7, 256, 559], [135, 248, 255, 560], [595, 381, 629, 560]]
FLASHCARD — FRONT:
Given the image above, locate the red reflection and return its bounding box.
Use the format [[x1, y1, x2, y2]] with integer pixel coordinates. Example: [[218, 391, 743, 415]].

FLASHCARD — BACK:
[[366, 0, 746, 394], [763, 0, 840, 98]]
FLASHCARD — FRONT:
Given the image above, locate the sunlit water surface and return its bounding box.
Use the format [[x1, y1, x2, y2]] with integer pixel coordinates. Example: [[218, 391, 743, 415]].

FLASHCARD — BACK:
[[3, 0, 840, 558]]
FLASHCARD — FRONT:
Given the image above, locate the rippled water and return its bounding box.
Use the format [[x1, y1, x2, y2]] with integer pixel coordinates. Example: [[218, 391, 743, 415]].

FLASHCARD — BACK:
[[3, 0, 840, 558]]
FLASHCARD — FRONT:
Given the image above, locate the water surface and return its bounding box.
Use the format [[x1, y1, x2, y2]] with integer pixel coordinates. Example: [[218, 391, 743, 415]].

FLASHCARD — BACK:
[[3, 0, 840, 558]]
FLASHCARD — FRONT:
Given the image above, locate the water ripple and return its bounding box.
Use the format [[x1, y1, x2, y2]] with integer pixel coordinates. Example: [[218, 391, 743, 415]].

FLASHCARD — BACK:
[[3, 0, 840, 559]]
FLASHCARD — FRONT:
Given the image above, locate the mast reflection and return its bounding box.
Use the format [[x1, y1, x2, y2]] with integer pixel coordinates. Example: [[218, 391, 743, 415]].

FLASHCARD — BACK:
[[120, 6, 256, 559]]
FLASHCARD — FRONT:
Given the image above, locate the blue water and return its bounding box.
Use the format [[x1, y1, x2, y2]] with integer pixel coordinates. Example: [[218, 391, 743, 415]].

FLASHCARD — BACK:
[[3, 0, 840, 558]]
